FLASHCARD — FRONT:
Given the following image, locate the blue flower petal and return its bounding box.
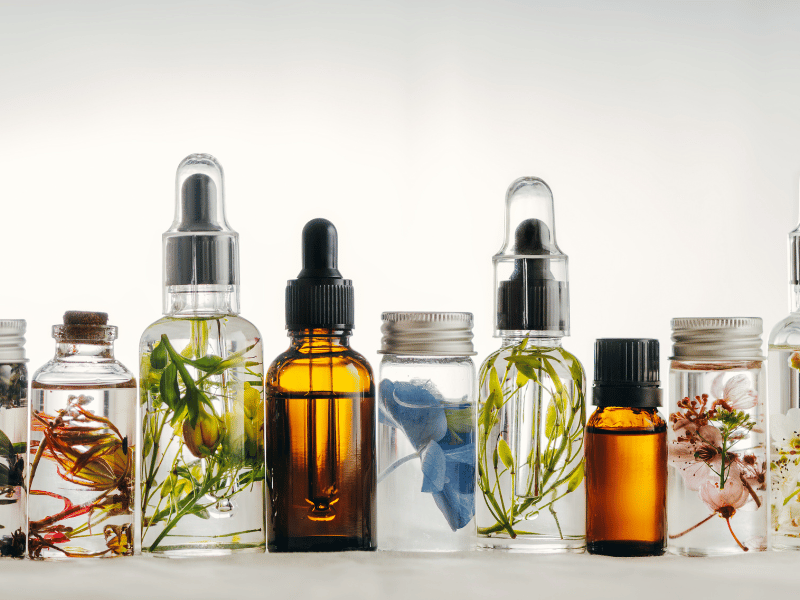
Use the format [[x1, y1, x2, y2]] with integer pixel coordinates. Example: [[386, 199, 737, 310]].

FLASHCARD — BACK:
[[380, 379, 447, 448], [420, 441, 446, 493]]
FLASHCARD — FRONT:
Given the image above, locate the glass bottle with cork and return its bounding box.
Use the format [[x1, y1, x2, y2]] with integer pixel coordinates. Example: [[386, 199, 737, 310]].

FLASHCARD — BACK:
[[585, 338, 667, 556], [266, 218, 376, 552], [139, 154, 265, 556], [29, 311, 135, 559], [476, 177, 586, 552]]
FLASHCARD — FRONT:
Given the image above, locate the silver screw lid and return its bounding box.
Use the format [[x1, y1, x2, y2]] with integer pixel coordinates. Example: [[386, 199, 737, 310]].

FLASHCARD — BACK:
[[0, 320, 27, 362], [379, 312, 476, 356], [670, 317, 763, 361]]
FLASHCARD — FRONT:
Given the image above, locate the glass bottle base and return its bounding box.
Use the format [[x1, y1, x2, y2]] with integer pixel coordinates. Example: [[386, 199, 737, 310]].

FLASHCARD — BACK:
[[771, 536, 800, 551], [587, 540, 665, 557], [476, 536, 585, 553], [143, 544, 265, 558], [269, 536, 376, 552], [667, 544, 765, 557]]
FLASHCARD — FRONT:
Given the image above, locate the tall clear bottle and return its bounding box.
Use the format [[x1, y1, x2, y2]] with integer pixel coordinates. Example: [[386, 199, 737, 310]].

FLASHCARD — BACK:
[[769, 205, 800, 549], [29, 312, 135, 559], [0, 320, 27, 558], [476, 177, 586, 552], [140, 154, 265, 556], [266, 219, 376, 552]]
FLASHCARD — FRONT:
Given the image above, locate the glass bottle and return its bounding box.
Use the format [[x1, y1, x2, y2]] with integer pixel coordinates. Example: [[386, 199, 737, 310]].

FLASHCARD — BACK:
[[140, 154, 265, 556], [585, 338, 666, 556], [769, 209, 800, 550], [0, 320, 27, 558], [668, 318, 767, 556], [266, 218, 376, 552], [476, 177, 586, 552], [377, 312, 476, 552], [29, 312, 135, 559]]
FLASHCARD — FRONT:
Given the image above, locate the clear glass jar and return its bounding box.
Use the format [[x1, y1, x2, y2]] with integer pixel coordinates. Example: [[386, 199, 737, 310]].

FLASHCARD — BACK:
[[0, 320, 27, 558], [377, 312, 476, 552], [667, 318, 767, 556], [29, 312, 136, 559]]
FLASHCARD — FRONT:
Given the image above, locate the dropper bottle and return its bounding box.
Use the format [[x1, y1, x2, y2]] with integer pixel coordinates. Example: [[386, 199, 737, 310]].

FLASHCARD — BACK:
[[476, 177, 586, 552], [266, 218, 376, 552], [768, 188, 800, 551], [139, 154, 265, 556]]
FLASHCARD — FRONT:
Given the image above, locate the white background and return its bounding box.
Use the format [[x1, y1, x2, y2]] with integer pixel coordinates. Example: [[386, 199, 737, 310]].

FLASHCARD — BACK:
[[2, 1, 799, 398]]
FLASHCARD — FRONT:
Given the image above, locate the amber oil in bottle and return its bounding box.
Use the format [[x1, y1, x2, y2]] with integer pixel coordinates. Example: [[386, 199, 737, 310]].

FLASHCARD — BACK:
[[585, 338, 666, 556], [266, 219, 376, 552]]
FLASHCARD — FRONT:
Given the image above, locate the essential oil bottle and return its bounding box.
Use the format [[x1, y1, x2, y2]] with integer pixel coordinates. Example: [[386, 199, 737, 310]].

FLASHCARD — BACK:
[[266, 218, 376, 552], [585, 338, 666, 557], [29, 312, 136, 559], [476, 177, 586, 552], [0, 320, 28, 558], [139, 154, 265, 556], [769, 204, 800, 550]]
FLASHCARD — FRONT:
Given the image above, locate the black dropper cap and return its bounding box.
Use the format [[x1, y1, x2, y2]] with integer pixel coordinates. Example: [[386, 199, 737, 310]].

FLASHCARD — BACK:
[[497, 218, 568, 331], [285, 219, 354, 330], [593, 339, 662, 408]]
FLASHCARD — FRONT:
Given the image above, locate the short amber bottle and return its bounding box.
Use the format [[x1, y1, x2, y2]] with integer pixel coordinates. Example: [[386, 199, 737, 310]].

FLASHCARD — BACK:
[[266, 219, 376, 552], [585, 338, 667, 557]]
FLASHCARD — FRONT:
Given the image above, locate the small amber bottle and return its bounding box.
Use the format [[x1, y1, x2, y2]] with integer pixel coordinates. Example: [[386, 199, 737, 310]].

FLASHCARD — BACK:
[[266, 219, 376, 552], [585, 338, 666, 556]]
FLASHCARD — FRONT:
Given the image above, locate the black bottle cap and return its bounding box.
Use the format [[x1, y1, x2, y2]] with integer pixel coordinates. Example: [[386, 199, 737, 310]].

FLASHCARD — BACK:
[[593, 338, 662, 408], [285, 219, 354, 330], [497, 219, 569, 332]]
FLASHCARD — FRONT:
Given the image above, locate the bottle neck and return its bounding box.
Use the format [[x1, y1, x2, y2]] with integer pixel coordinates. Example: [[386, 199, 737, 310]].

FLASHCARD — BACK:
[[289, 328, 352, 352], [164, 285, 240, 317], [55, 341, 115, 361], [501, 332, 563, 348], [791, 284, 800, 314]]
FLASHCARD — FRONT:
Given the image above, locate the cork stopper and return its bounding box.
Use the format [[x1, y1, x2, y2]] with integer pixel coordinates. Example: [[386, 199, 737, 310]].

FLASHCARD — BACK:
[[54, 311, 117, 343]]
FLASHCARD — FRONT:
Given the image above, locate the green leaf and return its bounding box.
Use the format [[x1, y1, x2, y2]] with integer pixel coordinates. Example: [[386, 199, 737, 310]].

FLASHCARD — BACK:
[[159, 363, 180, 411], [493, 446, 499, 469], [498, 438, 514, 469], [567, 462, 584, 492], [506, 355, 542, 384], [488, 367, 503, 409], [181, 354, 224, 372], [0, 430, 12, 457], [545, 403, 560, 439], [480, 396, 494, 430], [150, 341, 168, 370]]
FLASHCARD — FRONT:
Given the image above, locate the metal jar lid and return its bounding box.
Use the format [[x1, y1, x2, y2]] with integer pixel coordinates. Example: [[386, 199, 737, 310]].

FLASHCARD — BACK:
[[379, 312, 476, 356], [0, 320, 27, 363], [670, 317, 763, 361]]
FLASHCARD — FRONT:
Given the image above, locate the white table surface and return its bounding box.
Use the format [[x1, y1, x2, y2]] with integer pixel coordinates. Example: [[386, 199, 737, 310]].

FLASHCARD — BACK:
[[0, 550, 794, 600]]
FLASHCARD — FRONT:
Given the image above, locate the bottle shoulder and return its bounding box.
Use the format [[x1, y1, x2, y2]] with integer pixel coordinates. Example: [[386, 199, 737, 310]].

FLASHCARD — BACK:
[[267, 345, 373, 394], [32, 358, 136, 388], [140, 314, 262, 347], [587, 406, 666, 432], [480, 342, 585, 380], [769, 313, 800, 347]]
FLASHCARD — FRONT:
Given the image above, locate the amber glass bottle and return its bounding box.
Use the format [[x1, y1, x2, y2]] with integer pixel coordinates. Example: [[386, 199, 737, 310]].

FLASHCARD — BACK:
[[266, 219, 376, 552], [585, 339, 667, 557]]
